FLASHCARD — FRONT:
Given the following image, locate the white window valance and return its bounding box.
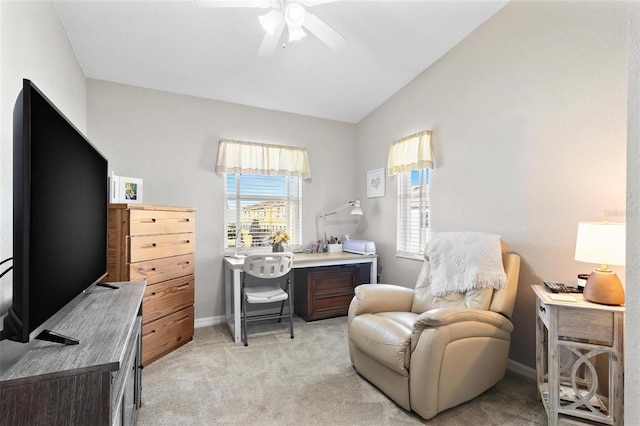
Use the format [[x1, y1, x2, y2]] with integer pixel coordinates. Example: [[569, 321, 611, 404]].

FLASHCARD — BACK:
[[387, 130, 434, 176], [215, 139, 311, 179]]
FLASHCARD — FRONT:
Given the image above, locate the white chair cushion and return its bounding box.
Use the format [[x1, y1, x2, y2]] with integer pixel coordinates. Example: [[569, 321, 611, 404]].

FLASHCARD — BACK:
[[245, 285, 288, 304]]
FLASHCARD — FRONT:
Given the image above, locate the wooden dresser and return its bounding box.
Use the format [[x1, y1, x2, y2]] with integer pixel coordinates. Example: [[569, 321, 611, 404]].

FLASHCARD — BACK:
[[294, 266, 360, 321], [104, 204, 195, 365]]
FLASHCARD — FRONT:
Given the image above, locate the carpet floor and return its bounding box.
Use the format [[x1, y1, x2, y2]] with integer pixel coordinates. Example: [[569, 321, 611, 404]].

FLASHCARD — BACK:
[[137, 316, 547, 425]]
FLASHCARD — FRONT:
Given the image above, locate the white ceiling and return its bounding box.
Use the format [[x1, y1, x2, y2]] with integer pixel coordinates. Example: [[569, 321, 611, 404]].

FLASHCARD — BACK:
[[53, 0, 507, 124]]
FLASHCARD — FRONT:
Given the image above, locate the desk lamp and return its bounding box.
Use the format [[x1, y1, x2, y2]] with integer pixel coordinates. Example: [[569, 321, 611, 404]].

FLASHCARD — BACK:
[[574, 222, 626, 305], [320, 200, 363, 242]]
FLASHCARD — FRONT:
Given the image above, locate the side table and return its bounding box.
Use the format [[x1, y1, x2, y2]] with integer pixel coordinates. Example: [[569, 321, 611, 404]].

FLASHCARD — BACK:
[[532, 285, 624, 425]]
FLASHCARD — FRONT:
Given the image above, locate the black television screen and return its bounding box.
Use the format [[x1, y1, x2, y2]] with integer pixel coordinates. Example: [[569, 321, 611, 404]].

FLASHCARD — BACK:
[[1, 79, 108, 343]]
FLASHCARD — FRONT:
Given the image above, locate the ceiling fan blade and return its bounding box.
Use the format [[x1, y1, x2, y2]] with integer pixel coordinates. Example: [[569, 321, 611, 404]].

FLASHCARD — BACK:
[[195, 0, 276, 8], [303, 12, 347, 51], [257, 22, 285, 56], [298, 0, 340, 6]]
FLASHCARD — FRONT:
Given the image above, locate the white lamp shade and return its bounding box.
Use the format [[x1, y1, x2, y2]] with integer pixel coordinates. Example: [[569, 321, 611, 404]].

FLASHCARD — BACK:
[[575, 222, 625, 266]]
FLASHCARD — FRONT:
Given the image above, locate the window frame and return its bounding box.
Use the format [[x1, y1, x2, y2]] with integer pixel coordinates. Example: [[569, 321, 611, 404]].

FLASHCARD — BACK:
[[396, 168, 430, 260], [224, 173, 302, 254]]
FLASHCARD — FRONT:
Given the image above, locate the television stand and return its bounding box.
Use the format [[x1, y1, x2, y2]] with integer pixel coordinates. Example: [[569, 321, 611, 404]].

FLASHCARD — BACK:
[[35, 329, 79, 345], [0, 280, 145, 426]]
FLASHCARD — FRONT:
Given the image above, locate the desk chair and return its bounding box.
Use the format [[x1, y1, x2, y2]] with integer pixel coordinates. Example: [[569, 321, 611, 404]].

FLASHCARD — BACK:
[[242, 252, 295, 346]]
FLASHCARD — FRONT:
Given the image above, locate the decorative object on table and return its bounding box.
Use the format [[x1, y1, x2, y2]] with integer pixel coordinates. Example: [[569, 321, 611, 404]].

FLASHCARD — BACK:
[[367, 168, 385, 198], [342, 239, 377, 255], [574, 221, 626, 305], [576, 273, 590, 290], [268, 229, 289, 252], [110, 171, 143, 204], [320, 199, 363, 242], [326, 236, 342, 253]]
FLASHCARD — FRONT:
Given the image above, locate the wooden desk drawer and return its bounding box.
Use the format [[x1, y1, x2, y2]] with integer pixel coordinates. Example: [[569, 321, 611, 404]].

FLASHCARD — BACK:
[[143, 276, 194, 324], [142, 306, 194, 365], [310, 293, 354, 319], [295, 266, 360, 321], [129, 233, 195, 262], [129, 253, 194, 285], [129, 210, 195, 236]]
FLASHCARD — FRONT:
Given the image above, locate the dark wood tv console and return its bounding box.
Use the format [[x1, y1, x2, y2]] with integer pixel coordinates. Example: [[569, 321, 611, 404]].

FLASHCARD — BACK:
[[0, 280, 145, 426]]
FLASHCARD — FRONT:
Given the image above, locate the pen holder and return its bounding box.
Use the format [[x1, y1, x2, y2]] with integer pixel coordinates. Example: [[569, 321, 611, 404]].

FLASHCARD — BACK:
[[327, 243, 343, 253]]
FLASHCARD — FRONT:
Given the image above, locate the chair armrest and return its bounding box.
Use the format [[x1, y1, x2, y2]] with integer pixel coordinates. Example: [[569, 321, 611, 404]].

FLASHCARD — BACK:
[[351, 284, 414, 315], [414, 308, 514, 333]]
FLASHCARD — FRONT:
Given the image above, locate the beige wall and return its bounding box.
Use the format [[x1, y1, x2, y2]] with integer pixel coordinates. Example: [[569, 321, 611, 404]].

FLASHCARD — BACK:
[[355, 1, 629, 370], [1, 2, 638, 417], [86, 80, 357, 321], [0, 0, 86, 311]]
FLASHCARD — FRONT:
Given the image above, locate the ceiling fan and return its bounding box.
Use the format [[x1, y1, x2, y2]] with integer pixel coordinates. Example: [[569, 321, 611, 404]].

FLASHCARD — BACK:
[[197, 0, 347, 56]]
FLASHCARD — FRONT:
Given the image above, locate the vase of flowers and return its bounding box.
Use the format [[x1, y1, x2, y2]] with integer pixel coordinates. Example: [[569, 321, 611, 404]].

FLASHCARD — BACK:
[[268, 229, 289, 252]]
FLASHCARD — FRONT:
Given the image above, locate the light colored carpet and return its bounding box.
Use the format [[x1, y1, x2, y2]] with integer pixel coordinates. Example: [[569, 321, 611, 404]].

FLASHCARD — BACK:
[[137, 316, 547, 425]]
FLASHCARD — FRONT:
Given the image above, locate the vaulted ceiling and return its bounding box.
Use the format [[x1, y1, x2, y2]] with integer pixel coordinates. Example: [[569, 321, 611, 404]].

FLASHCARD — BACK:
[[53, 0, 507, 123]]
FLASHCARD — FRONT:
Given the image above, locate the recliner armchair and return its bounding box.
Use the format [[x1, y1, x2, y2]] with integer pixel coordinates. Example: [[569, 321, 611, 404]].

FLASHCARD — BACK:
[[348, 248, 520, 420]]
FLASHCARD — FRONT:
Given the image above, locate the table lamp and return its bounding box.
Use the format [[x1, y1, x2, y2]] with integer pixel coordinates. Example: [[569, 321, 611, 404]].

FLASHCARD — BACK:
[[320, 200, 363, 242], [574, 222, 626, 305]]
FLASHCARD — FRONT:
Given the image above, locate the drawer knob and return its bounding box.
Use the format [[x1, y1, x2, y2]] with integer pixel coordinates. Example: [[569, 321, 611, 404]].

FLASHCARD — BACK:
[[539, 306, 546, 313]]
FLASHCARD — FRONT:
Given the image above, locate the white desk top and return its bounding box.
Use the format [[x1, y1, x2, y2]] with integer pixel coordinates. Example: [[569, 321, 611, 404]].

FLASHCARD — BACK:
[[224, 251, 377, 269], [531, 285, 625, 312]]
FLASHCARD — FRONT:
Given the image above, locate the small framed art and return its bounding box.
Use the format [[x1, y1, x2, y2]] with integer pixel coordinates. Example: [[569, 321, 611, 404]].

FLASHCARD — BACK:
[[367, 168, 385, 198], [110, 172, 143, 204]]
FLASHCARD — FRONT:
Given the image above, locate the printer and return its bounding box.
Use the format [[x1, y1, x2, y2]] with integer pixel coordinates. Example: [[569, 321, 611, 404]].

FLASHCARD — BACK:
[[342, 239, 376, 255]]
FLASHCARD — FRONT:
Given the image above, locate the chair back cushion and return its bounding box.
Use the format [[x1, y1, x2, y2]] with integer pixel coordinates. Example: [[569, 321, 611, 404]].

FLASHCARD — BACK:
[[411, 251, 520, 319], [243, 252, 294, 279]]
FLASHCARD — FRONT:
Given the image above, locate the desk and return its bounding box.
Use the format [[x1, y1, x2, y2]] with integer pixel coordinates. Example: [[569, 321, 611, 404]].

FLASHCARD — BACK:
[[224, 252, 377, 344], [532, 285, 624, 425]]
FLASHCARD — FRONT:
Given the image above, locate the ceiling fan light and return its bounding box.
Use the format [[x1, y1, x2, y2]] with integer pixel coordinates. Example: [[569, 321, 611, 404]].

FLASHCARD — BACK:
[[288, 26, 306, 42], [284, 3, 306, 28], [259, 9, 283, 36]]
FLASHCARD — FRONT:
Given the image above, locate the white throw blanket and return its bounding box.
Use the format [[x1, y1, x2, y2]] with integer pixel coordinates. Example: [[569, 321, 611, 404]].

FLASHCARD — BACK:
[[427, 232, 506, 297]]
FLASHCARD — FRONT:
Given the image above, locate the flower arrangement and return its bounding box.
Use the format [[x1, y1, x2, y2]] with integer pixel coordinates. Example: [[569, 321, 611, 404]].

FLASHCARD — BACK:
[[268, 229, 290, 245]]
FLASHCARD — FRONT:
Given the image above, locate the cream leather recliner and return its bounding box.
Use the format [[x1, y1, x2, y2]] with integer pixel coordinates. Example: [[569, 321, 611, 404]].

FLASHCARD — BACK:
[[347, 249, 520, 420]]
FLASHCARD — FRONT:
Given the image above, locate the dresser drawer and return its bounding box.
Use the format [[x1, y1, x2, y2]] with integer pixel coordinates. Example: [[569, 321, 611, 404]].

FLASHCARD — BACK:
[[129, 233, 195, 262], [142, 306, 194, 365], [129, 253, 194, 285], [558, 306, 614, 344], [143, 276, 194, 325], [129, 210, 195, 237]]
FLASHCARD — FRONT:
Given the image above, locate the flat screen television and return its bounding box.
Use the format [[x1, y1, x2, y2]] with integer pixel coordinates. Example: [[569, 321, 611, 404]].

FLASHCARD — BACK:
[[0, 79, 109, 344]]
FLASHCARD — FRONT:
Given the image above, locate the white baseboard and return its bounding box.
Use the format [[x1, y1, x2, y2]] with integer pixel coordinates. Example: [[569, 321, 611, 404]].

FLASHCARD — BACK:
[[194, 315, 225, 328], [507, 359, 536, 380]]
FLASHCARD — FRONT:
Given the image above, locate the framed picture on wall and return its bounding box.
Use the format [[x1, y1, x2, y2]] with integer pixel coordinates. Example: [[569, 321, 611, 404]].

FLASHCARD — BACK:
[[367, 168, 385, 198], [110, 172, 143, 204]]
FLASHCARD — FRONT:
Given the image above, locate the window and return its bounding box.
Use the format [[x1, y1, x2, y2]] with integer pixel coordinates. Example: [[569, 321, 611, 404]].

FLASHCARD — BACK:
[[396, 168, 429, 258], [216, 139, 310, 253], [225, 173, 301, 252]]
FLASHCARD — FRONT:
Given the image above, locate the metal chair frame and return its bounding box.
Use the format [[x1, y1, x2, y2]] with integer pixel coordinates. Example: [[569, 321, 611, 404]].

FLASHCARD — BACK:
[[241, 252, 295, 346]]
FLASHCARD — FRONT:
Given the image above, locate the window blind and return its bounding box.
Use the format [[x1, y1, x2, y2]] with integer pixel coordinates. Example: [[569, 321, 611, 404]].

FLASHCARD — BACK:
[[396, 168, 430, 259], [225, 173, 302, 252]]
